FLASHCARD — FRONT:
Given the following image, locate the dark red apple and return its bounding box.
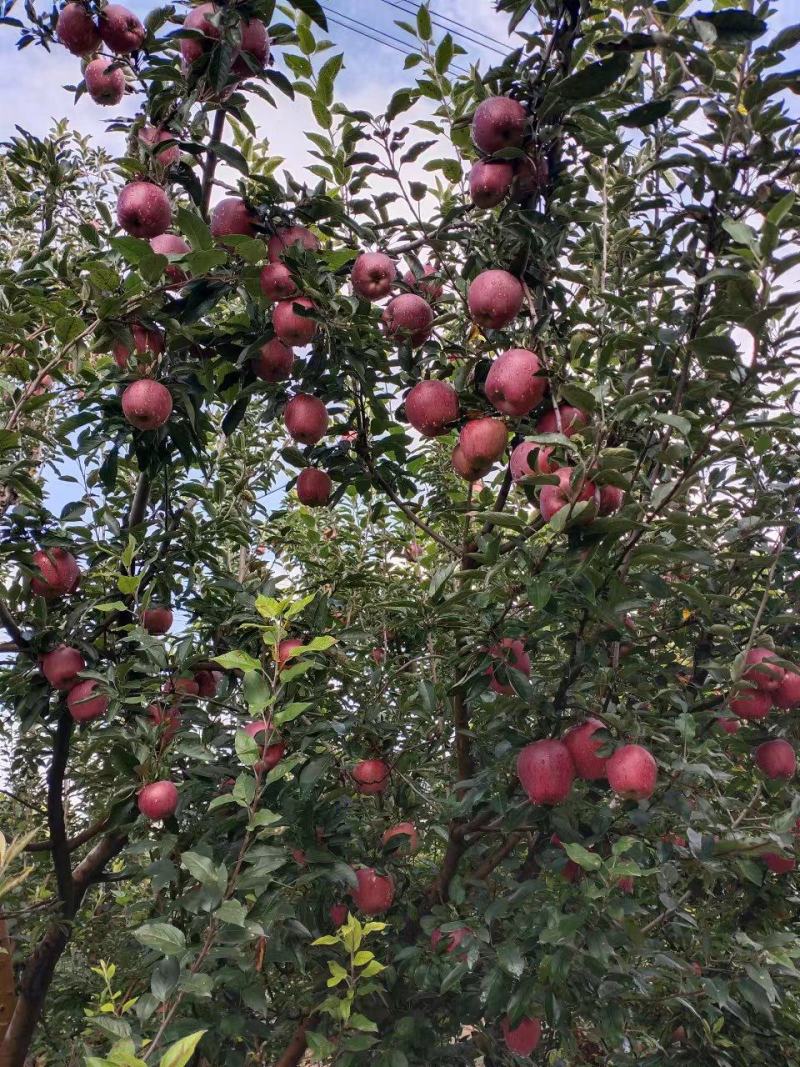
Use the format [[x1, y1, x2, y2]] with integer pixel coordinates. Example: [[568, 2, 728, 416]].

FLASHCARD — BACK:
[[297, 468, 332, 507], [40, 645, 85, 690], [138, 126, 180, 167], [121, 379, 173, 430], [774, 669, 800, 710], [67, 679, 108, 722], [141, 605, 173, 635], [467, 270, 523, 331], [517, 739, 575, 804], [352, 252, 396, 301], [598, 483, 624, 516], [539, 466, 597, 524], [762, 851, 795, 875], [743, 646, 784, 691], [244, 720, 286, 772], [230, 17, 269, 77], [484, 348, 546, 416], [148, 703, 181, 743], [284, 393, 328, 445], [755, 739, 796, 780], [273, 297, 317, 346], [716, 716, 741, 735], [138, 780, 179, 821], [259, 262, 296, 302], [56, 2, 100, 55], [382, 294, 434, 346], [472, 96, 527, 154], [382, 821, 419, 853], [117, 182, 171, 238], [618, 876, 635, 894], [149, 234, 190, 286], [330, 903, 348, 926], [194, 669, 222, 698], [162, 678, 199, 705], [501, 1016, 541, 1056], [112, 323, 163, 369], [606, 744, 658, 800], [403, 264, 443, 302], [253, 338, 293, 383], [98, 3, 144, 52], [210, 197, 256, 241], [351, 758, 390, 795], [85, 57, 126, 106], [371, 647, 386, 665], [513, 156, 549, 200], [431, 926, 470, 954], [459, 417, 508, 468], [268, 225, 320, 262], [729, 688, 771, 720], [278, 637, 303, 668], [469, 160, 514, 207], [350, 867, 394, 915], [487, 638, 530, 696], [405, 379, 459, 437], [563, 718, 609, 780], [31, 547, 80, 598], [536, 404, 589, 437]]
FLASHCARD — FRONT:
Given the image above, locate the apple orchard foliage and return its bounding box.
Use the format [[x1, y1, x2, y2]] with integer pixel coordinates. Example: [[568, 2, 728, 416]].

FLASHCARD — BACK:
[[1, 0, 800, 1064]]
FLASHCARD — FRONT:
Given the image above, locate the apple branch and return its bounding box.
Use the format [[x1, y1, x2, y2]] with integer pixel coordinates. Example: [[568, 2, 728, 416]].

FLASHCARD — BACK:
[[46, 708, 74, 912], [0, 598, 28, 651], [25, 815, 110, 855], [201, 108, 227, 217]]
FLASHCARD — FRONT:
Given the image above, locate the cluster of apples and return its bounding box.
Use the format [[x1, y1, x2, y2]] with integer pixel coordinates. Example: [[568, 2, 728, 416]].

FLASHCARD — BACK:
[[468, 95, 548, 210], [56, 1, 145, 106]]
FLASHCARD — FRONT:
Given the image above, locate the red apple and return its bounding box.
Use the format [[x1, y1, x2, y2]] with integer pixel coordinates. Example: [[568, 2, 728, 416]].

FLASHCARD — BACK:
[[351, 758, 390, 795], [774, 669, 800, 710], [141, 605, 173, 635], [431, 926, 470, 954], [382, 294, 434, 346], [606, 744, 658, 800], [743, 646, 785, 692], [112, 323, 163, 369], [536, 404, 589, 437], [138, 780, 179, 821], [297, 468, 332, 507], [452, 444, 491, 483], [117, 182, 171, 238], [467, 270, 524, 331], [716, 716, 740, 735], [563, 718, 609, 780], [484, 348, 547, 416], [729, 688, 771, 720], [755, 739, 796, 781], [244, 720, 286, 772], [284, 393, 328, 445], [268, 225, 320, 262], [98, 4, 144, 52], [762, 851, 795, 875], [40, 645, 85, 690], [67, 679, 108, 722], [382, 821, 419, 853], [469, 160, 514, 208], [85, 57, 126, 106], [138, 126, 181, 167], [56, 3, 100, 55], [273, 297, 317, 346], [539, 466, 597, 524], [230, 16, 269, 77], [350, 867, 394, 915], [180, 4, 268, 75], [352, 252, 396, 301], [598, 483, 624, 516], [618, 876, 635, 894], [194, 669, 222, 698], [149, 234, 190, 286], [509, 441, 554, 482], [487, 638, 530, 696], [210, 197, 256, 241], [162, 677, 200, 703], [472, 96, 527, 154], [405, 379, 459, 437], [517, 739, 575, 805], [403, 264, 442, 301], [501, 1016, 541, 1056], [278, 637, 303, 668], [259, 262, 296, 302], [459, 417, 508, 468], [550, 835, 583, 883], [148, 703, 181, 743], [330, 903, 348, 926], [371, 647, 386, 665], [513, 156, 549, 200], [121, 379, 172, 431], [31, 547, 80, 598], [253, 339, 294, 383]]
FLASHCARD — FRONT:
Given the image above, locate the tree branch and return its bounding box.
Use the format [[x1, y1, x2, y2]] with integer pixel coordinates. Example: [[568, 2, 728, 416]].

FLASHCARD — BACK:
[[0, 598, 28, 650], [25, 815, 110, 855], [47, 708, 74, 912], [201, 108, 227, 218]]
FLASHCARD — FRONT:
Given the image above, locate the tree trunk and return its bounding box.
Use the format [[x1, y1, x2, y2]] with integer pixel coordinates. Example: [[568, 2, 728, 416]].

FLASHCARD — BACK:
[[0, 921, 16, 1045]]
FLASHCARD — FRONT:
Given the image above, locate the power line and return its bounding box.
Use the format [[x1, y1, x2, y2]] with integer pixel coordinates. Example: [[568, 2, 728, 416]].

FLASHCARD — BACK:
[[322, 6, 470, 75], [375, 0, 509, 58]]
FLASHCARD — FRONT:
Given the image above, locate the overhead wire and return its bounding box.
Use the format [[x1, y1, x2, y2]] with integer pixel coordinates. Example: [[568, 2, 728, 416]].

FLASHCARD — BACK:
[[374, 0, 509, 58]]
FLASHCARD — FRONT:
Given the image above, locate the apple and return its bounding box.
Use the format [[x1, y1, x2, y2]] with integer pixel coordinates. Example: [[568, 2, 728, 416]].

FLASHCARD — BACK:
[[297, 468, 332, 507], [517, 739, 575, 804], [350, 867, 394, 915], [85, 57, 126, 106], [253, 339, 293, 383], [244, 720, 286, 772], [371, 647, 386, 665], [484, 348, 546, 416], [382, 294, 434, 346], [431, 926, 470, 954], [487, 638, 530, 696], [138, 126, 181, 167], [210, 197, 256, 241], [467, 270, 524, 331], [56, 3, 100, 55], [403, 264, 442, 301], [539, 466, 597, 524], [513, 155, 549, 200], [405, 379, 459, 437], [755, 739, 796, 780], [278, 637, 303, 668], [774, 669, 800, 710], [231, 17, 269, 77], [716, 716, 740, 735], [40, 645, 85, 690], [452, 444, 491, 483], [404, 542, 423, 562], [351, 758, 390, 795], [180, 4, 269, 75], [268, 225, 320, 262], [121, 379, 172, 431], [98, 4, 144, 52], [273, 297, 317, 346], [618, 876, 635, 894], [284, 393, 328, 445], [329, 903, 348, 927], [117, 182, 171, 238], [382, 821, 419, 853], [550, 835, 583, 883], [469, 160, 514, 208], [31, 547, 80, 598], [509, 441, 555, 484], [149, 234, 190, 286], [112, 323, 163, 369], [141, 605, 173, 635], [162, 677, 200, 702], [471, 96, 527, 154], [729, 688, 771, 720], [563, 718, 609, 780], [743, 646, 785, 691], [67, 679, 108, 722], [762, 851, 796, 875], [459, 418, 508, 468], [606, 744, 658, 800], [536, 404, 588, 437], [194, 669, 222, 697], [138, 780, 179, 821], [147, 703, 181, 743], [598, 483, 625, 516], [352, 252, 396, 301], [259, 262, 296, 302], [501, 1016, 541, 1056]]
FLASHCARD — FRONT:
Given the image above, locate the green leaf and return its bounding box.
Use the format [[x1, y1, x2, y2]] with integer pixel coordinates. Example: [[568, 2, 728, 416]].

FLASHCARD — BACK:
[[417, 4, 431, 41], [214, 650, 260, 671], [133, 923, 186, 957], [434, 33, 453, 74], [243, 670, 270, 713], [497, 942, 526, 979], [180, 851, 219, 887], [235, 728, 260, 766], [556, 53, 631, 103], [349, 1013, 378, 1032], [159, 1031, 207, 1067], [693, 9, 767, 47], [274, 701, 311, 725], [176, 206, 213, 250], [563, 843, 602, 871], [619, 98, 672, 128], [215, 899, 247, 926], [289, 0, 327, 31]]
